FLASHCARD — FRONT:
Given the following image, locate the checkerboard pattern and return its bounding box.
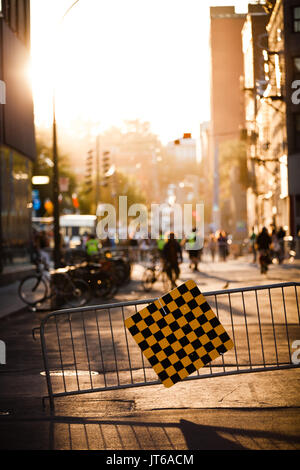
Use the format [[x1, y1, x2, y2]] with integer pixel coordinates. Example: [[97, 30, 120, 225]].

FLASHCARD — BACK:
[[125, 280, 234, 388]]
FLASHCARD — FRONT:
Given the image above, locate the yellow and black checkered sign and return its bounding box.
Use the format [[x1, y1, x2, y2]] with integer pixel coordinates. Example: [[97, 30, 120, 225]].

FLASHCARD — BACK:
[[125, 280, 234, 388]]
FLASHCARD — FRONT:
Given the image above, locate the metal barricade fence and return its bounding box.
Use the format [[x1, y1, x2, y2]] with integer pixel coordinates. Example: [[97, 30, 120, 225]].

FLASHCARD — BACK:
[[37, 281, 300, 410]]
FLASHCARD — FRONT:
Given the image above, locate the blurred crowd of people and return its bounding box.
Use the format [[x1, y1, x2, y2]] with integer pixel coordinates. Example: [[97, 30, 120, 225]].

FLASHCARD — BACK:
[[31, 222, 290, 282], [150, 228, 232, 288]]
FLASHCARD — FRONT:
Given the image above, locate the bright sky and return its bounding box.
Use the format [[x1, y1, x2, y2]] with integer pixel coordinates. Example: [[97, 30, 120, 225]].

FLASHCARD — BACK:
[[30, 0, 250, 144]]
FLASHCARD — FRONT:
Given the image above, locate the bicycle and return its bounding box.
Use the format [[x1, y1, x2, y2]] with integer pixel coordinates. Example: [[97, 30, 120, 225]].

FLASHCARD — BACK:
[[18, 259, 91, 309], [142, 260, 171, 292], [71, 260, 119, 299]]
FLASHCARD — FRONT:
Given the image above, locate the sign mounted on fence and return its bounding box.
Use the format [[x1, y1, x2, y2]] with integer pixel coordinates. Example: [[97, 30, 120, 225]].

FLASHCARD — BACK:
[[125, 280, 234, 388]]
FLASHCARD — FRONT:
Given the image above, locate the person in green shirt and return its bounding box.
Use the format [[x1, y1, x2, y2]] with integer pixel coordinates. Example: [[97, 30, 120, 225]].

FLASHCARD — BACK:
[[85, 234, 99, 257], [157, 231, 166, 258], [187, 227, 202, 271]]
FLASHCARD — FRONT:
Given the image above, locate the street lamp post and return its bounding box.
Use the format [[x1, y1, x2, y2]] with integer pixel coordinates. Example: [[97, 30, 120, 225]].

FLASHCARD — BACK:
[[95, 134, 100, 212], [52, 97, 61, 267], [52, 0, 80, 268]]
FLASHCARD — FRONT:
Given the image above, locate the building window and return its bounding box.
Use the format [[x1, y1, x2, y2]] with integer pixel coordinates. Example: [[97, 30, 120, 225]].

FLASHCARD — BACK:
[[293, 6, 300, 32], [1, 148, 32, 269], [9, 0, 18, 32], [294, 57, 300, 74], [17, 0, 26, 42], [296, 114, 300, 150]]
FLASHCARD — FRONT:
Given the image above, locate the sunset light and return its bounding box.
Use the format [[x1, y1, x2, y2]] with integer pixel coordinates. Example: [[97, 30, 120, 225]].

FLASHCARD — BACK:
[[1, 0, 300, 453], [29, 0, 217, 142]]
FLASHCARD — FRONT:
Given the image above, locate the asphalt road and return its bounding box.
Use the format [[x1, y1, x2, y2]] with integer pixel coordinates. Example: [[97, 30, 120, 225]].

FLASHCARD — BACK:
[[0, 255, 300, 450]]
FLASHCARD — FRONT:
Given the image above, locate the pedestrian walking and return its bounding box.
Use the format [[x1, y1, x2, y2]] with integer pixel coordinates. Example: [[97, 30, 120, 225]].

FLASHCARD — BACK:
[[208, 232, 217, 262], [250, 227, 257, 263], [277, 226, 286, 263], [162, 232, 183, 288], [187, 227, 202, 272], [217, 231, 228, 262], [256, 227, 272, 274], [271, 229, 281, 263]]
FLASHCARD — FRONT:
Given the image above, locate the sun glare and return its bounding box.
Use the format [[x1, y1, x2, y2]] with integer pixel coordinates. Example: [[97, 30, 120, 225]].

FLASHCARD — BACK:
[[30, 0, 246, 141]]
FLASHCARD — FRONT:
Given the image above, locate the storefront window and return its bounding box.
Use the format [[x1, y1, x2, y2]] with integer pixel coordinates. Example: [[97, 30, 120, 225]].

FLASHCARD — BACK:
[[296, 114, 300, 151], [294, 57, 300, 74], [293, 6, 300, 33], [1, 147, 32, 268]]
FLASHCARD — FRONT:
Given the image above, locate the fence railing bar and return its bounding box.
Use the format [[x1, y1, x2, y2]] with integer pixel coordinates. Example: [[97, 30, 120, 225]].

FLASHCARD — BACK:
[[204, 281, 300, 297], [54, 315, 67, 392], [214, 294, 226, 373], [43, 298, 156, 319], [268, 288, 279, 366], [121, 305, 134, 384], [281, 287, 292, 364], [134, 303, 147, 383], [228, 293, 239, 370], [107, 307, 120, 386], [68, 313, 80, 391], [39, 323, 55, 411], [241, 291, 252, 369], [41, 283, 300, 322], [81, 311, 94, 389], [254, 290, 266, 367], [94, 309, 107, 388], [43, 363, 300, 402]]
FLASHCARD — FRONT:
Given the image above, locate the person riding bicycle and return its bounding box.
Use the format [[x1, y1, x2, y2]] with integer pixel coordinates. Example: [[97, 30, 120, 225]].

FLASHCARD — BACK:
[[256, 227, 272, 274], [162, 232, 183, 288]]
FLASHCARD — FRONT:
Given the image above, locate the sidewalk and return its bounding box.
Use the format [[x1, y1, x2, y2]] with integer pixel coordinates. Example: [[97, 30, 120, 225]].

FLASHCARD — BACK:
[[0, 263, 36, 320], [0, 281, 27, 320], [1, 256, 299, 320], [0, 258, 300, 450]]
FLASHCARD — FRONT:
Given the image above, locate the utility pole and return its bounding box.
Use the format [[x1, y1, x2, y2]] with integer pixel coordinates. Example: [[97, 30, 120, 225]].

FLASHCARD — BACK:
[[51, 0, 81, 268], [95, 134, 100, 212], [52, 98, 61, 268]]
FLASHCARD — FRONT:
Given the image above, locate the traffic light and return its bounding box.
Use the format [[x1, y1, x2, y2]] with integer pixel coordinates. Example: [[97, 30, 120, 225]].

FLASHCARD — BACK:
[[102, 151, 110, 188]]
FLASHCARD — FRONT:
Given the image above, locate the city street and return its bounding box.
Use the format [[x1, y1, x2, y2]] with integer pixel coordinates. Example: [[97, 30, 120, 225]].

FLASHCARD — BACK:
[[0, 254, 299, 450], [1, 0, 300, 456]]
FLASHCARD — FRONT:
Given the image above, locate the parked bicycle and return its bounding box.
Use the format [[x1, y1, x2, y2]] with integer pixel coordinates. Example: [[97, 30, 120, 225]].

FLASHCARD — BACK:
[[18, 259, 91, 309], [70, 260, 119, 299], [142, 259, 170, 292], [65, 249, 132, 290]]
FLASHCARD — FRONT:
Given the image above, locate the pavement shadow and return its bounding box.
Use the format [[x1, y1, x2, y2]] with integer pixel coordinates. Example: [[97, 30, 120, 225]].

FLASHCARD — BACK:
[[1, 413, 299, 450], [181, 268, 239, 286]]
